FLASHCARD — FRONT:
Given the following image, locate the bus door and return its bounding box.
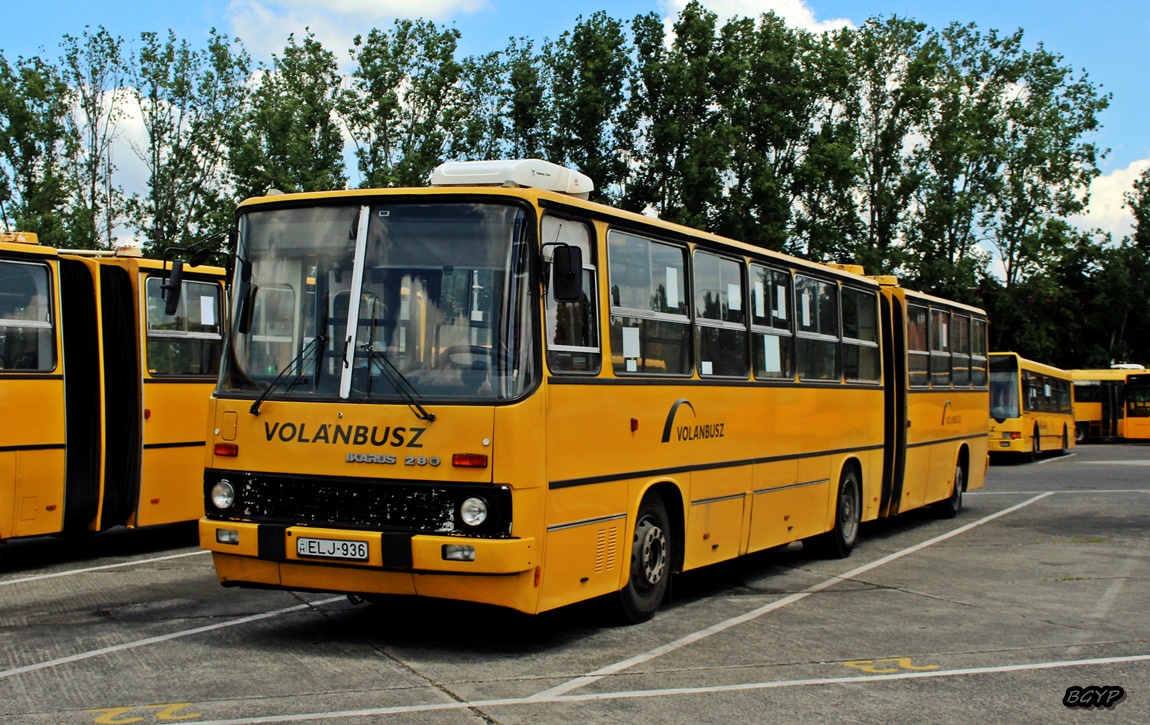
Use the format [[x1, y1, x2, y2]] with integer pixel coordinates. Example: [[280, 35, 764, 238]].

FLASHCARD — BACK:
[[136, 268, 224, 527], [0, 252, 67, 538], [878, 289, 907, 517], [1101, 381, 1122, 438]]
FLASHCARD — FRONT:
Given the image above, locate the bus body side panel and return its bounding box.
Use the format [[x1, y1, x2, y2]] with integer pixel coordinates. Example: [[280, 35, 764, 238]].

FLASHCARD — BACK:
[[0, 254, 66, 539], [135, 379, 214, 527], [58, 258, 103, 533]]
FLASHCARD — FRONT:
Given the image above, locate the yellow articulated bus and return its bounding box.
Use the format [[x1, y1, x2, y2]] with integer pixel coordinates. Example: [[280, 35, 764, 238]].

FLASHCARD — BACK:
[[989, 352, 1074, 459], [1069, 368, 1132, 442], [198, 159, 989, 622], [0, 231, 225, 541], [1123, 372, 1150, 440]]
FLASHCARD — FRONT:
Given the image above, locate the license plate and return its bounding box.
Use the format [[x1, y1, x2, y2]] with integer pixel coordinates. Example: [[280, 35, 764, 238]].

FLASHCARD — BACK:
[[296, 537, 369, 561]]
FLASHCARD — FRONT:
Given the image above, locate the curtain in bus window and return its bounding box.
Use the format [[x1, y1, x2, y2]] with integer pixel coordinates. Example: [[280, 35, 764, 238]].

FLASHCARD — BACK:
[[930, 308, 951, 386], [794, 275, 840, 381], [145, 277, 223, 376], [750, 265, 793, 379], [907, 304, 929, 387], [0, 260, 55, 371], [543, 215, 600, 373], [841, 287, 880, 382], [694, 251, 748, 377], [951, 314, 971, 386], [607, 231, 690, 375]]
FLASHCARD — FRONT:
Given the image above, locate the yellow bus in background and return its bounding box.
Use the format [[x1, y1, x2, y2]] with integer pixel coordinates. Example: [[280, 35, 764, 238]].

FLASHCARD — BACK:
[[198, 159, 989, 623], [1069, 368, 1132, 442], [0, 232, 225, 541], [1123, 372, 1150, 440], [989, 352, 1074, 459]]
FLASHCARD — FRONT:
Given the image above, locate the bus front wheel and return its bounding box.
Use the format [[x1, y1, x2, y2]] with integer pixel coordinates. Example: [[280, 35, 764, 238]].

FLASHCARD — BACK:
[[618, 494, 671, 624], [808, 468, 861, 559], [1075, 424, 1086, 444]]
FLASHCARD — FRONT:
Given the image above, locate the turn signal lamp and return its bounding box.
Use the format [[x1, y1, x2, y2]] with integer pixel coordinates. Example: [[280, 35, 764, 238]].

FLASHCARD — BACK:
[[452, 453, 488, 468], [214, 443, 239, 457]]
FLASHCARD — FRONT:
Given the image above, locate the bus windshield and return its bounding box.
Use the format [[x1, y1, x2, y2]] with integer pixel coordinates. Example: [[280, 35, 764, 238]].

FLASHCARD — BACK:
[[989, 355, 1019, 421], [221, 201, 536, 403]]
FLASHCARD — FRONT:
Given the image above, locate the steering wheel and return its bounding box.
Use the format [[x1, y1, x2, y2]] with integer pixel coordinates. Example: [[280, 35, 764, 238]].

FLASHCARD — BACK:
[[437, 345, 495, 370]]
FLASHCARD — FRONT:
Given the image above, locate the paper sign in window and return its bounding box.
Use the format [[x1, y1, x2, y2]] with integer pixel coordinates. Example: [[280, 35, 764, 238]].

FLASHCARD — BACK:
[[727, 284, 741, 311], [801, 291, 812, 328], [754, 280, 765, 317], [665, 267, 679, 309], [701, 361, 713, 375], [622, 326, 641, 358], [776, 285, 787, 321], [626, 359, 638, 372], [200, 295, 215, 325], [765, 335, 781, 372]]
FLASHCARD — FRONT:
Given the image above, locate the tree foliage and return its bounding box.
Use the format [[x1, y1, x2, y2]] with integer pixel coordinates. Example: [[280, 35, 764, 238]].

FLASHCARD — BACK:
[[0, 10, 1134, 364]]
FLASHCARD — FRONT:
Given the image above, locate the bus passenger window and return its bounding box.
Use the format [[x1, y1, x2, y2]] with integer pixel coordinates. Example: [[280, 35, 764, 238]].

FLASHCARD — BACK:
[[543, 216, 600, 373], [607, 231, 690, 375], [971, 318, 988, 387], [694, 251, 748, 378], [907, 304, 929, 388], [0, 260, 55, 372], [842, 287, 879, 382], [145, 277, 223, 376], [795, 275, 840, 381], [750, 265, 793, 379]]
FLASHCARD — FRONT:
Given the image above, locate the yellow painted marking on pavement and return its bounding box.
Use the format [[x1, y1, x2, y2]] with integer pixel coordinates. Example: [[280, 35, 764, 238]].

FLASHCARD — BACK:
[[843, 657, 939, 674]]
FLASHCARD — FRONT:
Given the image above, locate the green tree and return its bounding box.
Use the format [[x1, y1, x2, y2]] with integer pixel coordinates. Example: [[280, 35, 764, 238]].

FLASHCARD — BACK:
[[622, 4, 727, 226], [0, 52, 72, 247], [229, 30, 346, 198], [126, 29, 250, 255], [983, 44, 1109, 290], [342, 19, 463, 188], [905, 23, 1019, 297], [545, 11, 630, 201], [846, 16, 940, 276], [59, 26, 128, 249]]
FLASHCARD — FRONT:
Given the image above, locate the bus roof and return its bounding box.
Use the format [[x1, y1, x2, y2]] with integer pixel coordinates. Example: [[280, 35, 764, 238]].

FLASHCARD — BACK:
[[991, 352, 1072, 380]]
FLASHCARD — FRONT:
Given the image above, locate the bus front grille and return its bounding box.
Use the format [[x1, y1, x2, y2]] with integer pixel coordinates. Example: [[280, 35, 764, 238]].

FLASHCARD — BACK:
[[204, 469, 512, 537]]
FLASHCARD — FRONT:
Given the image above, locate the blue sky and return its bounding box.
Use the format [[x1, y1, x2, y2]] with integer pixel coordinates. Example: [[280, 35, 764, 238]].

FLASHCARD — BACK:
[[4, 0, 1148, 238]]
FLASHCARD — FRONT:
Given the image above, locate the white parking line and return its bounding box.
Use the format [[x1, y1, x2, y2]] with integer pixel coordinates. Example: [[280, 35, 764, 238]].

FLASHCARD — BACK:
[[0, 596, 344, 681], [184, 651, 1150, 724], [968, 489, 1150, 495], [0, 550, 209, 587], [527, 493, 1053, 700], [1036, 453, 1077, 464]]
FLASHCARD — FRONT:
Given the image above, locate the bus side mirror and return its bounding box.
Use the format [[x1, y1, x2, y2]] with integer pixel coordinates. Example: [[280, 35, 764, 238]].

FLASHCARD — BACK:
[[237, 284, 257, 334], [551, 245, 583, 303], [163, 260, 184, 316]]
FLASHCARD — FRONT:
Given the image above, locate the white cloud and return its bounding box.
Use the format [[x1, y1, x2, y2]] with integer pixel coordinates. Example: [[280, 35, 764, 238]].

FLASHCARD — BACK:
[[659, 0, 853, 32], [1072, 157, 1150, 241], [226, 0, 487, 66]]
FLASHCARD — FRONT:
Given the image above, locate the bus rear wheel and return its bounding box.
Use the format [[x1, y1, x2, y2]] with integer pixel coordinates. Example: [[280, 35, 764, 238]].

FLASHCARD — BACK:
[[617, 494, 671, 624], [933, 460, 964, 519], [1075, 424, 1086, 444], [807, 468, 861, 559]]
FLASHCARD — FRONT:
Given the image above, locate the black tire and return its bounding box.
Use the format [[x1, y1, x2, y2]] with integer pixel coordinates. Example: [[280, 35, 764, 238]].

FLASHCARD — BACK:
[[807, 468, 861, 559], [1027, 427, 1040, 462], [617, 494, 672, 624], [1062, 426, 1069, 453], [1075, 424, 1086, 444], [933, 460, 965, 519]]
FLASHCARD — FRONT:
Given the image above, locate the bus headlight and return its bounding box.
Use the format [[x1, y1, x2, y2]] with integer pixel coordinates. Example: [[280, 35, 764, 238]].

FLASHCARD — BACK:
[[460, 497, 488, 527], [211, 480, 236, 510]]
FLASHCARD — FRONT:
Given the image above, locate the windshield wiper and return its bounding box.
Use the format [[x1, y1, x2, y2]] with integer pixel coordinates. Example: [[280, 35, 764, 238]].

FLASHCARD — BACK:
[[249, 333, 327, 415], [361, 344, 436, 422]]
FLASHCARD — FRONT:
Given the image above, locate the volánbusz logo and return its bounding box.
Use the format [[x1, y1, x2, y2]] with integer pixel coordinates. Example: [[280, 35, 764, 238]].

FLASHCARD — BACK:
[[661, 398, 725, 443], [263, 421, 426, 448]]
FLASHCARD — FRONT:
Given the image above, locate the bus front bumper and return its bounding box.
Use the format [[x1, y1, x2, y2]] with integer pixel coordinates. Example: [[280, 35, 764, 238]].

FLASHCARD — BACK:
[[199, 519, 536, 576]]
